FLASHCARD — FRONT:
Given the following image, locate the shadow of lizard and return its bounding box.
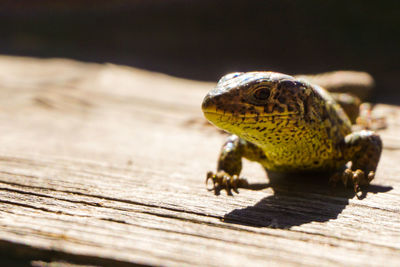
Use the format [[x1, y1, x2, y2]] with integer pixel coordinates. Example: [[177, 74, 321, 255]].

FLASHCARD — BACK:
[[222, 172, 392, 229]]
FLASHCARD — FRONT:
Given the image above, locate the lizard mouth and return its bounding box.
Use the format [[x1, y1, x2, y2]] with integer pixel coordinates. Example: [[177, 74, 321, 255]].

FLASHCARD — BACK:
[[203, 110, 299, 125], [203, 110, 298, 118]]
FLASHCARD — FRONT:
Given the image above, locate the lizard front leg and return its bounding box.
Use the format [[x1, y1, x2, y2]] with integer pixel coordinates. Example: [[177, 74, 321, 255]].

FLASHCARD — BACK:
[[206, 135, 268, 194], [330, 130, 382, 193]]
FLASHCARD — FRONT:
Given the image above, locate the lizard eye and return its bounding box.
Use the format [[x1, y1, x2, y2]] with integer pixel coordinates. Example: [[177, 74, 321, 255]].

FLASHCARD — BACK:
[[253, 87, 271, 101]]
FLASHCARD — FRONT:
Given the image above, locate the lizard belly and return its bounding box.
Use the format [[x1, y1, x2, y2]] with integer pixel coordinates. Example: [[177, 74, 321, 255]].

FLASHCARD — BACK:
[[259, 131, 344, 172]]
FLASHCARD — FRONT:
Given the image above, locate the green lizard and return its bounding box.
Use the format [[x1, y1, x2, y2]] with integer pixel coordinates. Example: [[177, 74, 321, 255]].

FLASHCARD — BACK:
[[202, 71, 382, 194]]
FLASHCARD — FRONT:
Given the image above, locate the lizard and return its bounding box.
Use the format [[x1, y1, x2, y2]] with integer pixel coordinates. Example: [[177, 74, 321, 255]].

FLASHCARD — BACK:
[[202, 71, 382, 194]]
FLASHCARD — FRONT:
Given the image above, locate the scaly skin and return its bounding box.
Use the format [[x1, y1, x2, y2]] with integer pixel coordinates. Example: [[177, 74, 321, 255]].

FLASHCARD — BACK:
[[202, 71, 382, 194]]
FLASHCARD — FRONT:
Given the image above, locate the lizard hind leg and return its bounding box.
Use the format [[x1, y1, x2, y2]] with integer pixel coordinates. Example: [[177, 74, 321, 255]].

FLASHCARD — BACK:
[[330, 93, 386, 130], [330, 130, 382, 193]]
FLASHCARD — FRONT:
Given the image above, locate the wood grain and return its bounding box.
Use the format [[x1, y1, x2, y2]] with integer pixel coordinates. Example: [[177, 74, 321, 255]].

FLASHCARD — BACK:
[[0, 55, 399, 266]]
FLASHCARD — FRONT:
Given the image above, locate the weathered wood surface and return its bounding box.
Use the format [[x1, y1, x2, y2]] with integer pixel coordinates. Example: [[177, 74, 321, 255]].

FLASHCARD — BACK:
[[0, 55, 399, 266]]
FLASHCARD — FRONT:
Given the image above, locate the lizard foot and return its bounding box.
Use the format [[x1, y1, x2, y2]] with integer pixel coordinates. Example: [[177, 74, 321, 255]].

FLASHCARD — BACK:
[[355, 103, 387, 131], [206, 171, 248, 195], [329, 168, 375, 194]]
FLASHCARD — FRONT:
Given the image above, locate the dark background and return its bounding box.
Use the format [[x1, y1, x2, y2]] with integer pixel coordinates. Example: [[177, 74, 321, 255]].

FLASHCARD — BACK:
[[1, 0, 399, 103]]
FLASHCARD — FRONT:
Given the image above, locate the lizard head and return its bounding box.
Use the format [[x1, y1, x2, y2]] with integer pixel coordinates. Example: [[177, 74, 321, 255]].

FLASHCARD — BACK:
[[202, 71, 317, 147]]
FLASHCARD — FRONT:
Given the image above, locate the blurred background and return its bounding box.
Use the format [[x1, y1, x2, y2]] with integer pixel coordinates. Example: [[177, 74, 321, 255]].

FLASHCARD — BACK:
[[1, 0, 399, 103]]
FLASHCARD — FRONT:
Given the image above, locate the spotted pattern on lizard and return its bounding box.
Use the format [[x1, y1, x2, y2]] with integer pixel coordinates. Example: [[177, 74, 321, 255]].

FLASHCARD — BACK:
[[202, 71, 382, 194]]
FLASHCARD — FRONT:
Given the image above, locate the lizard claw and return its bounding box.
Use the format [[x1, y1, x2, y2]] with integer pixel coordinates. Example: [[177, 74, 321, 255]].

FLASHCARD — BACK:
[[206, 171, 248, 195], [329, 168, 375, 196]]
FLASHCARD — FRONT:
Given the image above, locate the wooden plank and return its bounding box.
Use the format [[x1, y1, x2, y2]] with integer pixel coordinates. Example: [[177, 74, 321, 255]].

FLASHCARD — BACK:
[[0, 55, 399, 266]]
